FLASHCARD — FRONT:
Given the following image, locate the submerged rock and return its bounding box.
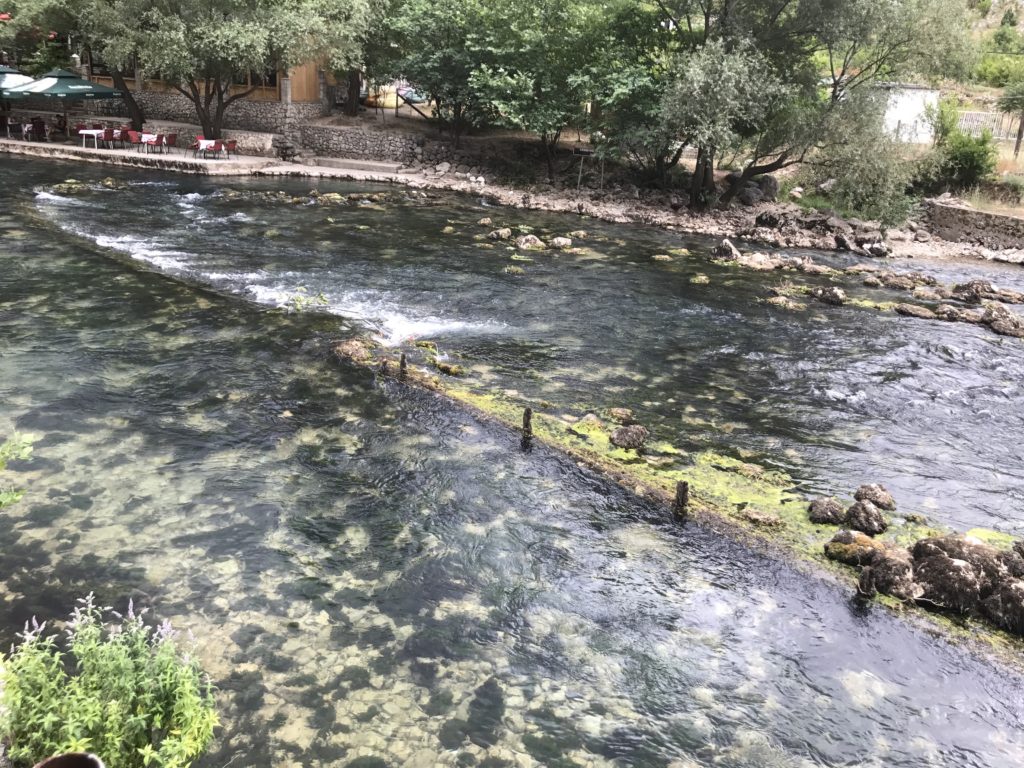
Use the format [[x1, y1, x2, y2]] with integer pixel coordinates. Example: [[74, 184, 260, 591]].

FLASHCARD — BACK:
[[333, 339, 374, 364], [982, 303, 1024, 338], [488, 228, 513, 240], [808, 496, 845, 525], [478, 217, 493, 226], [845, 500, 888, 536], [608, 407, 635, 424], [766, 295, 805, 311], [824, 530, 885, 566], [548, 236, 573, 249], [854, 483, 896, 511], [610, 425, 649, 451]]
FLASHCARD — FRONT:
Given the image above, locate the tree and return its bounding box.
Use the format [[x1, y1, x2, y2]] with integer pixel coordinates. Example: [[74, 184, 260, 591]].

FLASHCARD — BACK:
[[3, 0, 148, 129], [999, 80, 1024, 158], [385, 0, 486, 145], [661, 40, 790, 206], [92, 0, 372, 138], [469, 0, 606, 181]]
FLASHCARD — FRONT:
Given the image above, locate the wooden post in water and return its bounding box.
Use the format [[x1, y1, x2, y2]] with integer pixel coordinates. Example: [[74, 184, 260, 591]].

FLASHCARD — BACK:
[[672, 481, 689, 521], [399, 352, 407, 380], [522, 407, 533, 439]]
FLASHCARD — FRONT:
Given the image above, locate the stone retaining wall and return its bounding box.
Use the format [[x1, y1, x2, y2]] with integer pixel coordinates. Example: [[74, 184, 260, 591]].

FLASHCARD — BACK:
[[299, 124, 421, 163], [924, 199, 1024, 249], [94, 91, 324, 134]]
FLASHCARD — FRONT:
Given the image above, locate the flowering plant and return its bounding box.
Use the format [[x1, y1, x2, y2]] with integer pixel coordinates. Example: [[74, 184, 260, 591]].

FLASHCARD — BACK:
[[0, 595, 217, 768]]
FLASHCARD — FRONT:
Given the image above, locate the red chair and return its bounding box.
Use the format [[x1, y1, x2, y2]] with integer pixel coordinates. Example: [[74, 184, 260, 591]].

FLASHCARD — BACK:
[[188, 135, 204, 157], [144, 133, 164, 154], [74, 123, 86, 137], [224, 139, 238, 158], [202, 140, 223, 160], [123, 130, 143, 151], [164, 133, 178, 154], [92, 123, 104, 130], [100, 128, 117, 149]]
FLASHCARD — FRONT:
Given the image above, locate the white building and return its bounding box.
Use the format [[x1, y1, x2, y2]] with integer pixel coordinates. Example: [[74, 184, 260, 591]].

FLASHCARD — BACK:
[[879, 83, 940, 144]]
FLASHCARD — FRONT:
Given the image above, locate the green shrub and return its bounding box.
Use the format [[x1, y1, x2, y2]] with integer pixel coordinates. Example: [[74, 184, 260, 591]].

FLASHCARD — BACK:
[[977, 0, 992, 17], [975, 52, 1024, 86], [918, 129, 998, 190], [0, 596, 218, 768], [1002, 8, 1018, 26]]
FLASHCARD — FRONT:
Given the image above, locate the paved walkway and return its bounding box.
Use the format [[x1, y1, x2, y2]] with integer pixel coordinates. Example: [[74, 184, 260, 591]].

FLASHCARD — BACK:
[[0, 137, 272, 175]]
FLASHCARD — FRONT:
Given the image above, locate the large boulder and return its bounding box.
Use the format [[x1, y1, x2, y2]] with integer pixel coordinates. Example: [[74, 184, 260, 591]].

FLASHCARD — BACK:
[[808, 496, 846, 525], [610, 425, 650, 450], [738, 185, 764, 206], [854, 483, 896, 511], [756, 175, 780, 202], [912, 535, 1012, 594], [824, 530, 885, 566], [845, 500, 888, 536]]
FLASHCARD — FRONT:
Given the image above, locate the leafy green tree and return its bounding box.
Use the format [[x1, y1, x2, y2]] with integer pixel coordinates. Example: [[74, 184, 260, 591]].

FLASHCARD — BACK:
[[469, 0, 606, 181], [385, 0, 486, 144], [83, 0, 372, 137], [999, 80, 1024, 158], [584, 3, 681, 184]]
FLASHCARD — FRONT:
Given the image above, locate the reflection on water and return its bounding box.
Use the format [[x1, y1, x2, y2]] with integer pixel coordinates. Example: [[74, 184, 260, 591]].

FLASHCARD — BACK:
[[2, 157, 1024, 768]]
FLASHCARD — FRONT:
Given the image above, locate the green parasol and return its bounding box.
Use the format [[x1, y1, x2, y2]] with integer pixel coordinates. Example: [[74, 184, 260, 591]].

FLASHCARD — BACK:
[[2, 69, 125, 137]]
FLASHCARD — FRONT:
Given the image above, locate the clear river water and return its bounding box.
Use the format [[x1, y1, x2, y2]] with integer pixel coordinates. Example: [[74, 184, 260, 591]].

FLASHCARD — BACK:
[[2, 156, 1024, 767]]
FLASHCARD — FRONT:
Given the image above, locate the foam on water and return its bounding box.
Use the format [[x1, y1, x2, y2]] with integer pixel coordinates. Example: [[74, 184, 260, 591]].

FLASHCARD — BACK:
[[34, 191, 85, 206]]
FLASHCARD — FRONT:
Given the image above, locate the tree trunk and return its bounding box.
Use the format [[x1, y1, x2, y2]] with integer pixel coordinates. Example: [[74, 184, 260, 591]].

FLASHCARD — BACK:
[[344, 69, 361, 117], [1015, 111, 1024, 159], [689, 146, 715, 209], [109, 67, 145, 130]]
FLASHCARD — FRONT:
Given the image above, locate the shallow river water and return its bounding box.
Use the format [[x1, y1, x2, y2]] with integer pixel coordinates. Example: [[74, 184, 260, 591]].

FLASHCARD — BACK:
[[2, 157, 1024, 767]]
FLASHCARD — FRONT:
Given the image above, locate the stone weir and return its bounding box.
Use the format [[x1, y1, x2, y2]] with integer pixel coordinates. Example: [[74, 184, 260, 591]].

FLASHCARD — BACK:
[[0, 138, 274, 176]]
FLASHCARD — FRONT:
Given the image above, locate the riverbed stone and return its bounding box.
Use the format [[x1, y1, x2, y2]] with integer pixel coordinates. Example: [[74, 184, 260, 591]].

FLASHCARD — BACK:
[[608, 407, 635, 424], [334, 339, 374, 364], [549, 237, 573, 249], [488, 228, 513, 240], [895, 303, 938, 320], [810, 286, 847, 306], [478, 217, 493, 226], [982, 580, 1024, 635], [982, 303, 1024, 337], [515, 234, 546, 250], [741, 507, 783, 527], [854, 483, 896, 511], [913, 552, 982, 614], [824, 530, 885, 565], [713, 238, 743, 260], [610, 425, 649, 450], [808, 496, 845, 525], [870, 547, 921, 600], [845, 500, 888, 536]]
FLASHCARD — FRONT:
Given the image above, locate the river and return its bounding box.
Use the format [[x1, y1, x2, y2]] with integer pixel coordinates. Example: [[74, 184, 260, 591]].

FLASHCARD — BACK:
[[2, 156, 1023, 767]]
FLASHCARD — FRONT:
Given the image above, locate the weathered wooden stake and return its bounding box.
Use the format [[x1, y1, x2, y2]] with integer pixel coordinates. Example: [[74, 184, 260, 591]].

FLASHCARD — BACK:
[[672, 481, 689, 520], [522, 407, 533, 439], [399, 352, 407, 380]]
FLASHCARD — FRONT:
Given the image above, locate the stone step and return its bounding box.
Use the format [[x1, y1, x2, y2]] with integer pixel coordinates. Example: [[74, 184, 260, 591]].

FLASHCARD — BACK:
[[312, 156, 403, 173]]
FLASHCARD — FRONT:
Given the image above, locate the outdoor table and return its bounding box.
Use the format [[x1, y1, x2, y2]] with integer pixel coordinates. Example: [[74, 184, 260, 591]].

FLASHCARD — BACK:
[[79, 128, 105, 148]]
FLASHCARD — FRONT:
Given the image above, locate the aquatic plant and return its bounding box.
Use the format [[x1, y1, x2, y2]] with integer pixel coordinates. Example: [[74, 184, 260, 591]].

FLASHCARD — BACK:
[[0, 595, 218, 768], [0, 434, 33, 510], [287, 288, 329, 313]]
